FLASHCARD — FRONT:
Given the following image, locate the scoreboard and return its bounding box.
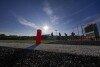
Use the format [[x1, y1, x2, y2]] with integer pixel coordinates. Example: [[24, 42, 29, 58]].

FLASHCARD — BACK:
[[84, 24, 99, 38], [85, 24, 96, 33]]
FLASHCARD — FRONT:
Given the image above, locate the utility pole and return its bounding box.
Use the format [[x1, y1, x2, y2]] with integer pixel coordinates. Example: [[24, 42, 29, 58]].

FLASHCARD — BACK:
[[73, 28, 74, 33], [81, 25, 84, 36], [55, 30, 58, 40], [55, 30, 58, 36], [77, 26, 79, 35]]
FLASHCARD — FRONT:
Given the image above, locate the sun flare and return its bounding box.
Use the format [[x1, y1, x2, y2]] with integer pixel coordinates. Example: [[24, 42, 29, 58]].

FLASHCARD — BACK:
[[43, 25, 49, 31]]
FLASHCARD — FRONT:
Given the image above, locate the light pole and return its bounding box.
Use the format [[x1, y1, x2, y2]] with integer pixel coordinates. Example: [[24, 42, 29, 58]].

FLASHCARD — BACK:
[[77, 26, 79, 35], [81, 25, 84, 36], [55, 30, 58, 40], [55, 30, 58, 36]]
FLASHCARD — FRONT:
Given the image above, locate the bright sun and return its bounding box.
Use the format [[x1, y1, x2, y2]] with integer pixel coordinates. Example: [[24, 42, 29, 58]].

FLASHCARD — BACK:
[[43, 25, 49, 31]]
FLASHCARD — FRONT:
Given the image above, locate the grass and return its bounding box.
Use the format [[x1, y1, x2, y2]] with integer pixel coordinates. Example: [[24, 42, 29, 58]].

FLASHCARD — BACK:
[[0, 40, 35, 44], [42, 40, 56, 44], [0, 40, 56, 44], [0, 40, 100, 45]]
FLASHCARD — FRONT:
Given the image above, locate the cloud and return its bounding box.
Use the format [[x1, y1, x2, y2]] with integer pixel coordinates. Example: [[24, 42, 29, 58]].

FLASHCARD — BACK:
[[43, 1, 53, 16], [18, 17, 39, 29], [11, 11, 39, 29], [83, 14, 100, 27], [62, 2, 96, 19], [43, 1, 59, 24], [89, 17, 100, 24]]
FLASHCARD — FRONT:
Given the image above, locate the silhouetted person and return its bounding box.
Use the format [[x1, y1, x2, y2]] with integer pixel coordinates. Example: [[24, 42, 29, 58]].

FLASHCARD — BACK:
[[51, 32, 53, 37], [59, 33, 61, 37], [65, 33, 67, 37], [71, 32, 75, 36]]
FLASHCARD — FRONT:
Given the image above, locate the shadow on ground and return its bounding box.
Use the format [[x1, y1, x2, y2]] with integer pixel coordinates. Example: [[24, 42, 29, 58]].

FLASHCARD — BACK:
[[26, 44, 39, 49], [0, 46, 100, 67]]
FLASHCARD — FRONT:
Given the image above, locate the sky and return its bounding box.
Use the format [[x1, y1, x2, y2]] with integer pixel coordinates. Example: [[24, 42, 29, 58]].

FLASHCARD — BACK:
[[0, 0, 100, 36]]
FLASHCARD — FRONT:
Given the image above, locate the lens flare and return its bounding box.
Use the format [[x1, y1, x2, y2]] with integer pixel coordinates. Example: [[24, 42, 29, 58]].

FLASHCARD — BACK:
[[43, 25, 49, 31]]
